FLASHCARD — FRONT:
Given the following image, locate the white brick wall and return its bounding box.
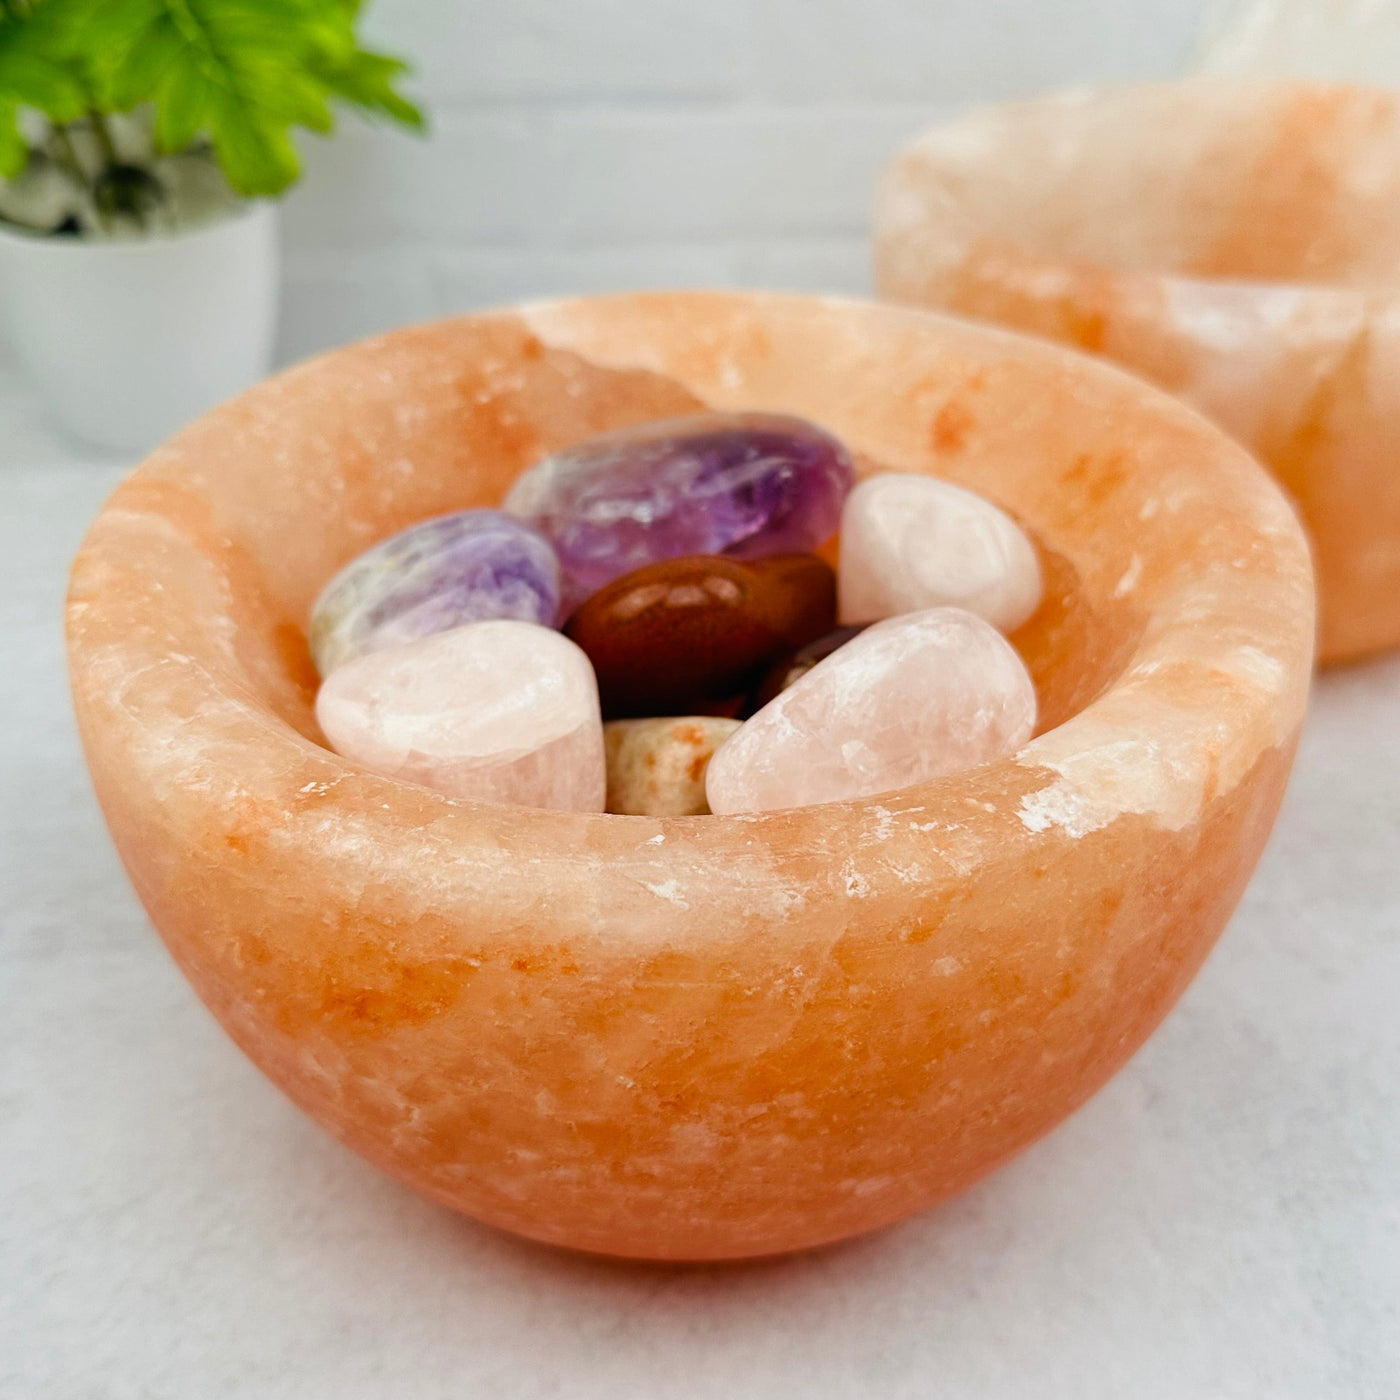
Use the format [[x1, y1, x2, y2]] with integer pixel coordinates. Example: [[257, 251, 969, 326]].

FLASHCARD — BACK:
[[279, 0, 1212, 361]]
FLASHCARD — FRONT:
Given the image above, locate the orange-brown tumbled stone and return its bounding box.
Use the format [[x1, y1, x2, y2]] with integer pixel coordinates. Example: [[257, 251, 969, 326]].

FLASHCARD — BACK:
[[875, 79, 1400, 664], [744, 552, 841, 654], [66, 291, 1314, 1261], [564, 552, 835, 719]]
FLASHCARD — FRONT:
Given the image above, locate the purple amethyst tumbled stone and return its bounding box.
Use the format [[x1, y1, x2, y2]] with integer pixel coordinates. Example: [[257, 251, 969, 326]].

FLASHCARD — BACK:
[[309, 510, 561, 677], [503, 412, 855, 608]]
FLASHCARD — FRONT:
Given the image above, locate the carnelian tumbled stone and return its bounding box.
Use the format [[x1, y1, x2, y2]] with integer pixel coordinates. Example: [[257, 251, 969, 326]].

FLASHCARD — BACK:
[[745, 552, 840, 656], [564, 552, 835, 719], [67, 291, 1313, 1261]]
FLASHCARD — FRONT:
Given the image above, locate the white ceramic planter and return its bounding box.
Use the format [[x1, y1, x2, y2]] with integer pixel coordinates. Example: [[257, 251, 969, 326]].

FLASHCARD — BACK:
[[0, 202, 279, 453]]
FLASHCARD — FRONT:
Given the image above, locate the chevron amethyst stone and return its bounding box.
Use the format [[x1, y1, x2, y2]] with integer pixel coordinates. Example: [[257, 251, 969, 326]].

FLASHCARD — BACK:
[[504, 412, 855, 608], [309, 509, 561, 677]]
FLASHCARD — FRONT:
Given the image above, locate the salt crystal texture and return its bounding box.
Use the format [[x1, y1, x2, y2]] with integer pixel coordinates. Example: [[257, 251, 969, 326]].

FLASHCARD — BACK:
[[316, 620, 605, 811], [66, 291, 1314, 1261], [706, 608, 1038, 814], [875, 79, 1400, 663], [838, 473, 1042, 632]]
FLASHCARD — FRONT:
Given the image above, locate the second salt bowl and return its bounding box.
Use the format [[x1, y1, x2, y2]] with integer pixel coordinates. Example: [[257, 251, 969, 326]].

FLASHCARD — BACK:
[[876, 79, 1400, 664]]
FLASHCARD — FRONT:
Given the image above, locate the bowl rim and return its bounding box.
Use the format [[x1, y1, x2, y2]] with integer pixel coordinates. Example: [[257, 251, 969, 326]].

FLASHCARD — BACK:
[[66, 288, 1315, 892], [877, 76, 1400, 298]]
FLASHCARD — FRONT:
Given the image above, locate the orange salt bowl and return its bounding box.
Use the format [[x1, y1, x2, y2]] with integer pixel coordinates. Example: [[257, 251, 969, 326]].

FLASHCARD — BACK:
[[876, 79, 1400, 665], [67, 291, 1314, 1261]]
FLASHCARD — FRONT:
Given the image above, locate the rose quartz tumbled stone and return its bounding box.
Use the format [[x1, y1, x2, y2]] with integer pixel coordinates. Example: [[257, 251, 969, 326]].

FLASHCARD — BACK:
[[316, 620, 605, 810], [838, 473, 1043, 632], [706, 607, 1037, 814]]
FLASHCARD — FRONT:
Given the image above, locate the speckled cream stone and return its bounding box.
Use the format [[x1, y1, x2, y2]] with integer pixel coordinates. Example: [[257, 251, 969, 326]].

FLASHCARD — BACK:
[[67, 291, 1314, 1261], [604, 716, 740, 816]]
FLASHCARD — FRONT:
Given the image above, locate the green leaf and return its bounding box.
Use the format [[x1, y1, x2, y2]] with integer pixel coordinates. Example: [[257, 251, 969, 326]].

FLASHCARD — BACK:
[[249, 63, 334, 134], [2, 0, 425, 198], [0, 0, 90, 122], [104, 13, 185, 109], [44, 0, 161, 56], [310, 46, 422, 129], [206, 84, 299, 195], [0, 49, 85, 117], [153, 45, 213, 151], [0, 97, 27, 178]]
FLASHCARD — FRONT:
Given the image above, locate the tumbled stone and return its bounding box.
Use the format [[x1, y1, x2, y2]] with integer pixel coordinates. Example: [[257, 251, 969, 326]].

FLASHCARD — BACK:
[[838, 473, 1042, 633], [505, 412, 855, 606], [565, 552, 836, 719], [745, 552, 840, 655], [604, 716, 741, 816], [706, 607, 1037, 814], [749, 623, 871, 713], [309, 509, 561, 677], [315, 620, 604, 810]]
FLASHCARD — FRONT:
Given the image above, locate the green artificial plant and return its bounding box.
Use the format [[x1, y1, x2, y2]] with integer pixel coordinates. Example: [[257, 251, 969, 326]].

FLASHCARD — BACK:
[[0, 0, 422, 234]]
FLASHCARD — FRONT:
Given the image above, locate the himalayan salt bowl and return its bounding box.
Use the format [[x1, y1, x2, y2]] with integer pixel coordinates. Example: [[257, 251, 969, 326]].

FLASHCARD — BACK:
[[875, 79, 1400, 665], [67, 291, 1314, 1261]]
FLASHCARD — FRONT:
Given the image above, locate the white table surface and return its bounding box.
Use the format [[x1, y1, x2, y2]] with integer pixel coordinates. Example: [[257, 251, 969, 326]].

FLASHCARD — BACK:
[[2, 376, 1397, 1400]]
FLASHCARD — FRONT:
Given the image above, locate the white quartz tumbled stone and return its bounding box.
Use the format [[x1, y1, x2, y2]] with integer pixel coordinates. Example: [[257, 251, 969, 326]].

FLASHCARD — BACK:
[[316, 619, 606, 810], [838, 473, 1043, 633], [705, 607, 1037, 814]]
